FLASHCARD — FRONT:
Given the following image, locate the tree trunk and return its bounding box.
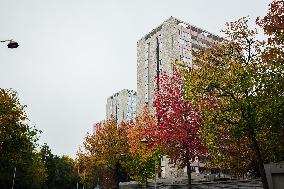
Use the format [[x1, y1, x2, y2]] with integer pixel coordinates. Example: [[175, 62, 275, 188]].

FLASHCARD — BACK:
[[187, 161, 191, 189], [249, 129, 269, 189], [145, 178, 148, 188], [115, 162, 120, 189], [247, 112, 269, 189]]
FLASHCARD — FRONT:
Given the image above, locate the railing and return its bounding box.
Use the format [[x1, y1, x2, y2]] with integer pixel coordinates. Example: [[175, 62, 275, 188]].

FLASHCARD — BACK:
[[120, 179, 263, 189]]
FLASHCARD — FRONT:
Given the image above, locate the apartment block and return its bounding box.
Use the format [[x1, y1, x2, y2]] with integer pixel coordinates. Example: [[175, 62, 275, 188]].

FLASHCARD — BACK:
[[137, 16, 222, 179], [106, 89, 137, 124], [137, 16, 222, 115]]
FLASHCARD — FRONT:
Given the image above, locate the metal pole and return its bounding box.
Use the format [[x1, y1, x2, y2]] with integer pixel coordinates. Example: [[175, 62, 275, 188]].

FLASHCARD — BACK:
[[77, 166, 79, 189], [154, 161, 157, 189], [11, 167, 16, 189], [83, 170, 86, 189], [0, 40, 10, 42]]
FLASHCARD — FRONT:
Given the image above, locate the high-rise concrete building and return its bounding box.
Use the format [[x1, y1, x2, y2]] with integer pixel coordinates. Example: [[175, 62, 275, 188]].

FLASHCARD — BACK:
[[106, 89, 136, 124], [137, 16, 222, 178], [137, 16, 222, 115]]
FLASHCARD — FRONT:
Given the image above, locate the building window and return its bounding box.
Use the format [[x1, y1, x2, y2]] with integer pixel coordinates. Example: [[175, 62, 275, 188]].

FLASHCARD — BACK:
[[172, 35, 174, 49], [144, 43, 150, 104]]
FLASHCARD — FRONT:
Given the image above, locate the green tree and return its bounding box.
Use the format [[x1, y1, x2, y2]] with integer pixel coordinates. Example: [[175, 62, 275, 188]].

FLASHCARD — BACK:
[[0, 88, 47, 189], [40, 144, 79, 189], [182, 13, 283, 189]]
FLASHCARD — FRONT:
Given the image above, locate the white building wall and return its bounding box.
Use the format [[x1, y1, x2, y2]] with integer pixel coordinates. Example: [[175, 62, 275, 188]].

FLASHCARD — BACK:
[[106, 89, 136, 124], [137, 16, 222, 179]]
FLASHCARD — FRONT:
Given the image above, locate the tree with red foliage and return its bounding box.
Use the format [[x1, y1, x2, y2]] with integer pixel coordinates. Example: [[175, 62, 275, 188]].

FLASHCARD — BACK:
[[150, 68, 205, 189]]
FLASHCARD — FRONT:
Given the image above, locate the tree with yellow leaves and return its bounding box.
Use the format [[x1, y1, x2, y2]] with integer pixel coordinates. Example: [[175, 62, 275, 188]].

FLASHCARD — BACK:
[[78, 119, 129, 188], [0, 88, 47, 188], [125, 108, 161, 185], [182, 2, 284, 188]]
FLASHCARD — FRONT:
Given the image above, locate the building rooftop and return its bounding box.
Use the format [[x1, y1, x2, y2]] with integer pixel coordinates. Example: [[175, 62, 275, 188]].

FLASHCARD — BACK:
[[138, 16, 222, 42], [108, 89, 137, 99]]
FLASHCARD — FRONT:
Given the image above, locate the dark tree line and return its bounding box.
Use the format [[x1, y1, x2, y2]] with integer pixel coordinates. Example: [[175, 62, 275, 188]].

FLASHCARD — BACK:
[[0, 88, 79, 189]]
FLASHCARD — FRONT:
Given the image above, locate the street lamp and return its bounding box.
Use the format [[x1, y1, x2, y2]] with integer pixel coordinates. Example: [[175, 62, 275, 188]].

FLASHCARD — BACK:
[[141, 138, 148, 145], [1, 39, 19, 49], [2, 38, 19, 189]]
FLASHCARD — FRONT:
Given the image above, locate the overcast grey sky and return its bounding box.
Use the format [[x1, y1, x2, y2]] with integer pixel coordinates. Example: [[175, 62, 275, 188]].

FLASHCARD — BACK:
[[0, 0, 270, 157]]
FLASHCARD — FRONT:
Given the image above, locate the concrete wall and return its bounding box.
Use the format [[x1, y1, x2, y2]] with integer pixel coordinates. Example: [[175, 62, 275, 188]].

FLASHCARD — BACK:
[[265, 161, 284, 189], [137, 17, 179, 116], [137, 16, 221, 116], [136, 16, 222, 179], [106, 89, 136, 124]]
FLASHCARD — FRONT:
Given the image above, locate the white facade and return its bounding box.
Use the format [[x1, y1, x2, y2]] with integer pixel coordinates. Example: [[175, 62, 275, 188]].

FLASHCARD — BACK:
[[106, 89, 136, 124], [137, 17, 221, 178], [137, 16, 222, 115]]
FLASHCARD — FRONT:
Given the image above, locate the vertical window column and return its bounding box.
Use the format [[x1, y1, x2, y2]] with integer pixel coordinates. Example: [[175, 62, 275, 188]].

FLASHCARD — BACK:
[[144, 43, 150, 105], [156, 35, 163, 92]]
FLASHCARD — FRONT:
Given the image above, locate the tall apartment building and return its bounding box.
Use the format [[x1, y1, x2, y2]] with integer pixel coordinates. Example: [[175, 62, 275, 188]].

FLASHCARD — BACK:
[[106, 89, 137, 124], [137, 16, 222, 115], [137, 16, 222, 178]]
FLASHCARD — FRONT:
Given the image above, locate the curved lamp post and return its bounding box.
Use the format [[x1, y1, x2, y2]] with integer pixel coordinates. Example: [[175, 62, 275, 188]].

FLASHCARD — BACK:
[[1, 39, 19, 49], [3, 39, 19, 189]]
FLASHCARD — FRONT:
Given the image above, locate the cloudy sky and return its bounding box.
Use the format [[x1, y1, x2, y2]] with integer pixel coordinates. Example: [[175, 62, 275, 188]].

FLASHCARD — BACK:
[[0, 0, 270, 157]]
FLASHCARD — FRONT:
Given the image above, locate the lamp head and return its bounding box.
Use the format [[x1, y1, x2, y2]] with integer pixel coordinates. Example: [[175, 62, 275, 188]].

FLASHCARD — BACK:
[[7, 41, 19, 49], [141, 138, 148, 145]]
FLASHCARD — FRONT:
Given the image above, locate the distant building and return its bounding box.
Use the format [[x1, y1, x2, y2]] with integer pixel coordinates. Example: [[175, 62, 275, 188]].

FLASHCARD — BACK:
[[106, 89, 136, 124], [96, 16, 222, 179], [137, 16, 222, 115]]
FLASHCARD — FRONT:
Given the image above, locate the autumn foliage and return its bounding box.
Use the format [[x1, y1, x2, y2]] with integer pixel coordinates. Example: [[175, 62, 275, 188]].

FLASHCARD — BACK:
[[125, 109, 160, 183], [77, 2, 284, 189], [77, 119, 129, 188], [0, 89, 47, 188], [78, 113, 161, 187], [181, 1, 284, 188], [150, 68, 205, 189]]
